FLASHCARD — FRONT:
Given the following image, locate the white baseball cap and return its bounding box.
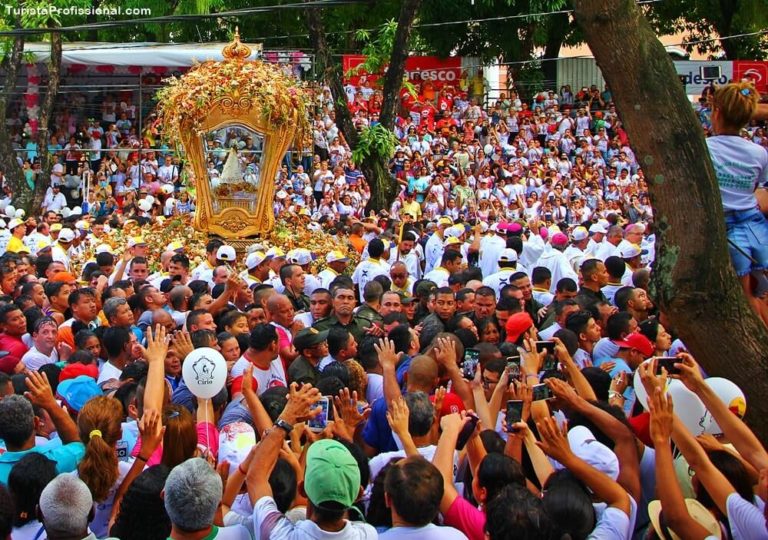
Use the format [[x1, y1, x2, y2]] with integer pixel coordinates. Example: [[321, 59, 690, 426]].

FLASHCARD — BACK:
[[246, 251, 266, 269], [7, 218, 24, 230], [127, 236, 146, 248], [588, 222, 607, 234], [95, 244, 114, 254], [58, 228, 76, 243], [571, 226, 589, 241], [498, 248, 518, 263], [566, 425, 619, 481], [216, 245, 237, 262], [264, 247, 285, 260], [326, 250, 349, 264], [289, 248, 313, 266], [618, 240, 647, 259]]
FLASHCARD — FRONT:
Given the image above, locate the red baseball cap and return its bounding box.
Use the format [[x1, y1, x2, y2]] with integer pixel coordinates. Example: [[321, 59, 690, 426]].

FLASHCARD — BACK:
[[505, 312, 534, 343], [613, 332, 654, 358]]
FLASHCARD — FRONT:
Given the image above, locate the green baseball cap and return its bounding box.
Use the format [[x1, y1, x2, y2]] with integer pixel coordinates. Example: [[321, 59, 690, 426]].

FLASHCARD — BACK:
[[304, 439, 360, 509]]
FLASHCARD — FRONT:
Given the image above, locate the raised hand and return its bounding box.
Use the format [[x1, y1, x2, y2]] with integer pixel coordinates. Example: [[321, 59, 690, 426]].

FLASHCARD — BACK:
[[374, 337, 402, 371], [386, 395, 410, 437], [24, 370, 57, 410], [334, 388, 370, 430], [280, 382, 322, 425], [140, 325, 169, 365], [647, 387, 674, 444], [536, 415, 573, 463], [171, 329, 194, 361], [673, 353, 705, 393], [545, 377, 580, 408], [138, 409, 165, 458]]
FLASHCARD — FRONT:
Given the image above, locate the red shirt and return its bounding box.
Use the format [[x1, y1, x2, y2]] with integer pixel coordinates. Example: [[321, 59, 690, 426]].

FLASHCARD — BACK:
[[0, 334, 28, 374]]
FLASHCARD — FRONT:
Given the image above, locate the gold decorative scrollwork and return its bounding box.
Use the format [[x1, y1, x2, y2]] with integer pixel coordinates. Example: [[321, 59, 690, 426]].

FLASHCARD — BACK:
[[219, 217, 249, 233]]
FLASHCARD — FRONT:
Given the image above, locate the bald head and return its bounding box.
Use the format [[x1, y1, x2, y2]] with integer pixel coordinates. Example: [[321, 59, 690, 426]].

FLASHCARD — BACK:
[[406, 355, 438, 391], [266, 293, 291, 315], [465, 279, 483, 291], [151, 308, 176, 333]]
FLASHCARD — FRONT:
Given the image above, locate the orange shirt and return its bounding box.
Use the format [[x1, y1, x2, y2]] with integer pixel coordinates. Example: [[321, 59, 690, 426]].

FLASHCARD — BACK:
[[349, 234, 366, 254]]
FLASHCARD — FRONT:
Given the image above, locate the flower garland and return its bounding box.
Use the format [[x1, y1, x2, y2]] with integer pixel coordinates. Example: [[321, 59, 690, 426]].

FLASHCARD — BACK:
[[155, 51, 311, 150]]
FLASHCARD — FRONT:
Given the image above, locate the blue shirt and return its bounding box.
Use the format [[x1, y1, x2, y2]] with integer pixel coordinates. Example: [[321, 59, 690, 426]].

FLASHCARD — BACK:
[[594, 356, 635, 416], [362, 397, 398, 453], [0, 440, 85, 484]]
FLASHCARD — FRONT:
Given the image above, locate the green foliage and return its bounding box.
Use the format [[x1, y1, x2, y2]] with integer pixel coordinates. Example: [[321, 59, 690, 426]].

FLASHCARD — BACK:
[[514, 60, 546, 99], [346, 20, 398, 78], [645, 0, 768, 58], [351, 124, 397, 165], [417, 0, 567, 62]]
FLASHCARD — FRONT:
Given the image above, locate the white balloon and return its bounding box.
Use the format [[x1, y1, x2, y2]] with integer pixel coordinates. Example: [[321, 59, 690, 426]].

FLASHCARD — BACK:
[[703, 377, 746, 435], [182, 347, 226, 399], [633, 359, 652, 410], [668, 380, 708, 436], [145, 195, 155, 205], [61, 207, 71, 218], [14, 209, 24, 218], [4, 205, 15, 217]]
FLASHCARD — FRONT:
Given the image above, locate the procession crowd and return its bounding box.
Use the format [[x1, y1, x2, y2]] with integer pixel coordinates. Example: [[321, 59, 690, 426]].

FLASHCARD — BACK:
[[0, 69, 766, 540]]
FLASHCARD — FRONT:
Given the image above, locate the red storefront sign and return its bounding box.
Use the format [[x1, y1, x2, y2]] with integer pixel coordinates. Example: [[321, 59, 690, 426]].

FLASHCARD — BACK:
[[342, 54, 463, 88], [733, 60, 768, 93]]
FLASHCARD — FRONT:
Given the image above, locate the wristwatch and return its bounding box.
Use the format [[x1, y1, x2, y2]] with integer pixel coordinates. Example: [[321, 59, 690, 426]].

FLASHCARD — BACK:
[[274, 418, 294, 434]]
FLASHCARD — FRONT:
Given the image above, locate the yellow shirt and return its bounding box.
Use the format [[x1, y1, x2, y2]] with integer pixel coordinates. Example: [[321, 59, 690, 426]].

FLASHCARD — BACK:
[[6, 236, 27, 253]]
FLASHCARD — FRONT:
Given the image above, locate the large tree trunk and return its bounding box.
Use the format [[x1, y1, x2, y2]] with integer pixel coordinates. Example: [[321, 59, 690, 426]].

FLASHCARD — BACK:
[[0, 22, 26, 206], [34, 31, 63, 213], [304, 0, 422, 212], [573, 0, 768, 439]]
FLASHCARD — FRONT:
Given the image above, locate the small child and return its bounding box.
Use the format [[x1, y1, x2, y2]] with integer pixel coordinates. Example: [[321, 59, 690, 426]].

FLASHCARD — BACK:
[[706, 82, 768, 323]]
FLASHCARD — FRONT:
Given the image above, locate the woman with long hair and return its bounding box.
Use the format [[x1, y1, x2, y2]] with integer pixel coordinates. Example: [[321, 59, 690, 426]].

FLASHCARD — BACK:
[[77, 395, 131, 538]]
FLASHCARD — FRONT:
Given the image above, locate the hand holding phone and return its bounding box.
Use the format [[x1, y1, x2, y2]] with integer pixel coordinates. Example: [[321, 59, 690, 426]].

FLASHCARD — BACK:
[[462, 348, 480, 380], [455, 413, 479, 451], [506, 400, 524, 432], [532, 383, 554, 401], [655, 357, 680, 376], [307, 396, 331, 432]]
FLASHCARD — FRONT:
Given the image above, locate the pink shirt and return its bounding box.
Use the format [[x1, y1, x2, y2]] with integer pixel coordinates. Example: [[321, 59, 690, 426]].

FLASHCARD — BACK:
[[443, 495, 485, 540]]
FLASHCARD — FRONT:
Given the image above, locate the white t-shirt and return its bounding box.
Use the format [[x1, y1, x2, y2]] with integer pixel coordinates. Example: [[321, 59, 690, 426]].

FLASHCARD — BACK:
[[351, 258, 390, 302], [380, 524, 468, 539], [21, 346, 58, 371], [252, 496, 377, 540], [97, 361, 123, 384], [588, 496, 637, 540], [231, 356, 287, 396], [706, 135, 768, 211]]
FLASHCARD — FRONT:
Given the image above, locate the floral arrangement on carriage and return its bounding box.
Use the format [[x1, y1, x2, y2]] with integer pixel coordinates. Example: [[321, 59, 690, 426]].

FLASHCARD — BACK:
[[155, 28, 310, 239]]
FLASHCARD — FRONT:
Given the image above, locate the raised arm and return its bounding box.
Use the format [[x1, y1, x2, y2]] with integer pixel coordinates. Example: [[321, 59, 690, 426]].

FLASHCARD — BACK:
[[247, 383, 320, 504], [433, 337, 474, 410], [375, 338, 403, 410], [648, 387, 713, 540], [138, 325, 169, 415], [433, 413, 467, 514], [537, 415, 630, 515], [547, 377, 641, 502], [674, 353, 768, 471], [24, 371, 79, 444], [241, 364, 276, 436], [554, 338, 596, 401], [386, 396, 419, 457]]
